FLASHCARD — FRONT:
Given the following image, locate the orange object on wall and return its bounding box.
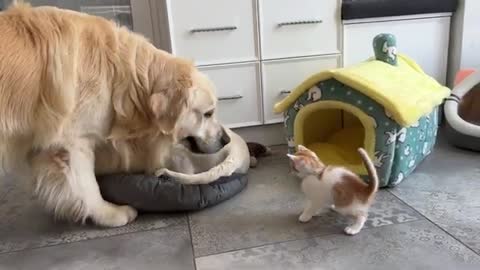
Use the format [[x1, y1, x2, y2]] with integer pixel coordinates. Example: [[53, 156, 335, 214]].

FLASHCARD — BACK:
[[454, 69, 476, 86]]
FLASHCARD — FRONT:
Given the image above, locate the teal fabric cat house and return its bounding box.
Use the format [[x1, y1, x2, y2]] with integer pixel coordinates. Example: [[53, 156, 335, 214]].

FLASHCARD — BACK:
[[274, 34, 450, 187]]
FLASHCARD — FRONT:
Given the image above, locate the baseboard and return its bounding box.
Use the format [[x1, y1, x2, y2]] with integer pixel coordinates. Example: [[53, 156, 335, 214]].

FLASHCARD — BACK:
[[233, 124, 286, 146]]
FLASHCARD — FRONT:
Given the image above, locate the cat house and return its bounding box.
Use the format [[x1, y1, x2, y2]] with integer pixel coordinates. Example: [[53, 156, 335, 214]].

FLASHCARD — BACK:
[[274, 34, 450, 187]]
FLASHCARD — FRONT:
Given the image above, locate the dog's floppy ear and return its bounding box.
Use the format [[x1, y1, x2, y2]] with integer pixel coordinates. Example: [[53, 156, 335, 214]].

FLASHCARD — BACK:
[[149, 92, 168, 119], [149, 90, 189, 134], [149, 56, 194, 134]]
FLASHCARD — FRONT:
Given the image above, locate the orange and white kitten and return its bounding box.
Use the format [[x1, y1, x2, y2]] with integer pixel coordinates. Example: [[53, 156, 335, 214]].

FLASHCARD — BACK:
[[287, 145, 379, 235]]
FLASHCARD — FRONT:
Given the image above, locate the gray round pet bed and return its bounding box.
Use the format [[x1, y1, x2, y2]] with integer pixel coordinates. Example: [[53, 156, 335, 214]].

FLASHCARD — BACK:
[[96, 128, 251, 212], [444, 70, 480, 151], [98, 173, 247, 212]]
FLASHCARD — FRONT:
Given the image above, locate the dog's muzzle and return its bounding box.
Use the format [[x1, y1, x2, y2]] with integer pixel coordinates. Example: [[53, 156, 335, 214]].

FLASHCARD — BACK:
[[182, 127, 230, 154]]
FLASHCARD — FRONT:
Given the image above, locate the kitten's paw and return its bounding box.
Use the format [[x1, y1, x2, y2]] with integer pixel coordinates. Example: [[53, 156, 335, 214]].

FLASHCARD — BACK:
[[344, 226, 361, 235], [299, 213, 312, 223]]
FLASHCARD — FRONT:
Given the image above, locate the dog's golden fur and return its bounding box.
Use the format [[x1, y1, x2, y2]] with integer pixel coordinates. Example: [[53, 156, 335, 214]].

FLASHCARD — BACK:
[[0, 3, 222, 226]]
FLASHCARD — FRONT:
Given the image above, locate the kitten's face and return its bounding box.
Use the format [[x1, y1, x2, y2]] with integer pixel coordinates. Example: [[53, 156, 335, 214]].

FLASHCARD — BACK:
[[287, 145, 325, 177]]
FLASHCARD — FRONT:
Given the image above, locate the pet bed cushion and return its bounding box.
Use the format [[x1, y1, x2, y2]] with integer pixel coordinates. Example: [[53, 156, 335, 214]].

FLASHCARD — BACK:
[[98, 173, 247, 212], [444, 69, 480, 151]]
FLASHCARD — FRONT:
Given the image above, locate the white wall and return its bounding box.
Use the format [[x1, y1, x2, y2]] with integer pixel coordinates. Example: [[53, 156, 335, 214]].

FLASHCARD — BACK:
[[344, 15, 451, 85]]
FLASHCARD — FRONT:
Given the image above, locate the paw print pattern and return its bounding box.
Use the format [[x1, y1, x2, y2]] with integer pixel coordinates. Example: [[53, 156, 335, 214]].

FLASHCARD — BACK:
[[293, 101, 304, 111], [385, 128, 407, 145], [397, 128, 407, 143], [408, 158, 416, 168], [393, 172, 405, 185], [422, 142, 430, 155], [374, 151, 389, 168], [307, 86, 322, 102], [410, 121, 420, 128], [284, 114, 290, 128], [425, 114, 431, 125], [287, 137, 296, 148], [385, 109, 394, 120], [385, 131, 396, 145], [382, 41, 397, 61], [404, 145, 411, 156], [419, 131, 426, 141]]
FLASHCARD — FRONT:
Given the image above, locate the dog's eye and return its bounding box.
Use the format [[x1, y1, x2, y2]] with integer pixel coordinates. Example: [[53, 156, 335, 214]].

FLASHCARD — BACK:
[[204, 110, 214, 118]]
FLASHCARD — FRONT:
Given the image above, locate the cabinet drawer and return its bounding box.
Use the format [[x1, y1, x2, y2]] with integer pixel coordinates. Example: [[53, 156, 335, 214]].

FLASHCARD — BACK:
[[200, 63, 262, 128], [259, 0, 340, 60], [167, 0, 258, 66], [262, 55, 340, 124]]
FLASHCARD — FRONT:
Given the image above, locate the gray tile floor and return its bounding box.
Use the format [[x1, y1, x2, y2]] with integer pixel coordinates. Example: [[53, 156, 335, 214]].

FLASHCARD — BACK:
[[1, 133, 480, 270]]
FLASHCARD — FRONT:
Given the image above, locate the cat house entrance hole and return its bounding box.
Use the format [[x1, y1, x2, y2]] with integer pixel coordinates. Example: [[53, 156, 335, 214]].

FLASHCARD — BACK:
[[294, 102, 376, 175]]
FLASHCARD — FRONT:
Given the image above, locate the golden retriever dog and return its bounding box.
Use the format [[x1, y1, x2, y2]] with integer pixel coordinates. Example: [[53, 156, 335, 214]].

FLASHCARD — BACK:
[[0, 3, 225, 227]]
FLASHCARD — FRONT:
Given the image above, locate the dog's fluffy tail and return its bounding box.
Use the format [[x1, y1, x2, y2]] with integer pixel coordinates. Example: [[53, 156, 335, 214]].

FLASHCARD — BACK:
[[358, 148, 379, 195]]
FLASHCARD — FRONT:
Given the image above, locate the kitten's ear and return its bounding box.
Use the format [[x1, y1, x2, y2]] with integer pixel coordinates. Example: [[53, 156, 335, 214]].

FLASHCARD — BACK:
[[297, 145, 308, 151]]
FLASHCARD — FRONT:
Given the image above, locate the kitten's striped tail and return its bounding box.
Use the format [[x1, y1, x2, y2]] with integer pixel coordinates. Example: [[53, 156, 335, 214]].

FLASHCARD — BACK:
[[357, 148, 379, 195]]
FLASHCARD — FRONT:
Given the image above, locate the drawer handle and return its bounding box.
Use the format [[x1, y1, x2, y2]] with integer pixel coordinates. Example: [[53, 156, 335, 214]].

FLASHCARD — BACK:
[[277, 20, 323, 27], [280, 90, 291, 95], [190, 26, 237, 33], [218, 95, 243, 101]]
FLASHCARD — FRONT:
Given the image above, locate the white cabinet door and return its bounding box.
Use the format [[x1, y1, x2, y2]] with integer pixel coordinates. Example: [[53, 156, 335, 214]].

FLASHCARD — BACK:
[[200, 63, 262, 128], [259, 0, 341, 60], [167, 0, 258, 66], [262, 55, 340, 124], [343, 15, 451, 84]]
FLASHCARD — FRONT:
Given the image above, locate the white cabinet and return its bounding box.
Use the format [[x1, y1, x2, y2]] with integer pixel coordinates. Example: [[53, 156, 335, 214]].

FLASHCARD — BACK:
[[200, 63, 262, 128], [343, 14, 451, 85], [151, 0, 342, 128], [259, 0, 341, 59], [167, 0, 258, 66], [262, 55, 340, 124]]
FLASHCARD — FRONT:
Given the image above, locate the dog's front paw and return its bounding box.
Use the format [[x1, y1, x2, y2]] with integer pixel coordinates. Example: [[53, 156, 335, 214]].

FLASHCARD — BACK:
[[344, 226, 361, 235], [93, 203, 137, 227], [299, 213, 312, 223]]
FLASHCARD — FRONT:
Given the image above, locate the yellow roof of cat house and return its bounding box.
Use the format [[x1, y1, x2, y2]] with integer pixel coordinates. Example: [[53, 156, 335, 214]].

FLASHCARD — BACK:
[[274, 34, 450, 187]]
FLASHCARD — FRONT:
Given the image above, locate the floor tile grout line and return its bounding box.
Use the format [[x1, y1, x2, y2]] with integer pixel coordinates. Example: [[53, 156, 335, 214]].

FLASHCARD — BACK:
[[387, 189, 480, 257], [194, 219, 422, 259], [0, 186, 13, 202], [187, 214, 197, 270], [0, 220, 188, 256]]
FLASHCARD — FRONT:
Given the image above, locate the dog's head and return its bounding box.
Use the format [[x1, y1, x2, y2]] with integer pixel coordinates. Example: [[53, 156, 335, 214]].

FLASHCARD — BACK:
[[148, 56, 227, 154]]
